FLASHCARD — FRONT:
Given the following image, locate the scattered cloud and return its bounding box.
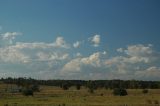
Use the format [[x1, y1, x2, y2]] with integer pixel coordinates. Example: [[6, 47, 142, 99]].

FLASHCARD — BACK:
[[0, 31, 160, 80], [135, 66, 160, 80], [73, 41, 81, 48], [0, 47, 30, 63], [89, 35, 100, 47], [76, 52, 82, 57], [117, 48, 123, 52], [53, 36, 70, 48], [0, 32, 22, 45]]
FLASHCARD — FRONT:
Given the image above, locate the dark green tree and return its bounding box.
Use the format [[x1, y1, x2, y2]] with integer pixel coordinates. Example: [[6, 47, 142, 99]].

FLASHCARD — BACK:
[[22, 88, 33, 96], [113, 88, 128, 96], [142, 89, 148, 94]]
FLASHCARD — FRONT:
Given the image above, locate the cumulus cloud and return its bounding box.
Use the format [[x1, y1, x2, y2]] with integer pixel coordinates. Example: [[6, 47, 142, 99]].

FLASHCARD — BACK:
[[0, 32, 22, 45], [81, 52, 101, 67], [61, 58, 81, 74], [76, 52, 82, 57], [73, 41, 81, 48], [104, 44, 160, 80], [0, 30, 160, 80], [36, 52, 69, 61], [53, 36, 70, 48], [114, 44, 158, 64], [135, 66, 160, 80], [0, 47, 29, 63], [117, 48, 123, 52], [60, 51, 107, 77], [10, 36, 70, 50], [89, 35, 100, 47]]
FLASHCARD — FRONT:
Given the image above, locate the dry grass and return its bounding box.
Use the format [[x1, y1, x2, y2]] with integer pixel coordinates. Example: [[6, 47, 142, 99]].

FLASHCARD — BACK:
[[0, 84, 160, 106]]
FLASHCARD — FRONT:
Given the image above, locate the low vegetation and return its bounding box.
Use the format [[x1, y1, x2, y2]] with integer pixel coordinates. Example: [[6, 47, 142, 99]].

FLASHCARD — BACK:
[[0, 77, 160, 106]]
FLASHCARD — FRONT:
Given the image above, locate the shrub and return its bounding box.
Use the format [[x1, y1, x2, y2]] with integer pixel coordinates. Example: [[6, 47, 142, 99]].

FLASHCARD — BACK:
[[76, 84, 81, 90], [146, 99, 152, 104], [100, 93, 104, 96], [113, 88, 128, 96], [88, 88, 94, 94], [62, 84, 69, 90], [22, 88, 33, 96], [154, 100, 159, 104], [142, 89, 148, 94], [31, 84, 40, 92]]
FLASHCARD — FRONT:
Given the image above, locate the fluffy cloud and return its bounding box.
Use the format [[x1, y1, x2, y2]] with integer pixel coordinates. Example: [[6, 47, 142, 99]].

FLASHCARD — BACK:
[[114, 44, 158, 64], [36, 52, 69, 61], [76, 52, 82, 57], [81, 52, 101, 67], [8, 36, 70, 50], [89, 35, 100, 47], [73, 41, 81, 48], [135, 66, 160, 80], [0, 31, 160, 80], [60, 52, 107, 76], [53, 37, 70, 48], [104, 44, 160, 80], [0, 47, 29, 63], [0, 32, 22, 45], [117, 48, 123, 52]]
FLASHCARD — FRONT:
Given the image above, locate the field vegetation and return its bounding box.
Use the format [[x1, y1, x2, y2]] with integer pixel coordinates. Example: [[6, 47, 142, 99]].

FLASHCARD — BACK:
[[0, 78, 160, 106]]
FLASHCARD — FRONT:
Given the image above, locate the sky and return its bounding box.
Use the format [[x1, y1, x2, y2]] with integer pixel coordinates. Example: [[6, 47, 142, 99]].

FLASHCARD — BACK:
[[0, 0, 160, 80]]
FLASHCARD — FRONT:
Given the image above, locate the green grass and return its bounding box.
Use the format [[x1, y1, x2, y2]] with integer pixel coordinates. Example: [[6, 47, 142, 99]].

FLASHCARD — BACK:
[[0, 84, 160, 106]]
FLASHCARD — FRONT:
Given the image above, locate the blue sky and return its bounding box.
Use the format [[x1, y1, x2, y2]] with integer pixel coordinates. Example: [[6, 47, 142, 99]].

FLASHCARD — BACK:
[[0, 0, 160, 80]]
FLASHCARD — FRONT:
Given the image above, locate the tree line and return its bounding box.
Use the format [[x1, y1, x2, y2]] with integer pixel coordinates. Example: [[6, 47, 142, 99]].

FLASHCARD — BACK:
[[1, 77, 160, 89]]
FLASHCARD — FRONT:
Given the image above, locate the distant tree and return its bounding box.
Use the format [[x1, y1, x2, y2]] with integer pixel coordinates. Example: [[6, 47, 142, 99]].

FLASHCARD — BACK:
[[113, 88, 128, 96], [31, 84, 40, 92], [76, 84, 81, 90], [88, 87, 94, 93], [87, 81, 95, 93], [62, 83, 69, 90], [22, 88, 33, 96], [142, 89, 148, 94]]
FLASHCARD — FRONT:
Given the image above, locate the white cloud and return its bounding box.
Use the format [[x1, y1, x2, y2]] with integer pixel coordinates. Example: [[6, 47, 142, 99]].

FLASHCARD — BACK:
[[76, 52, 82, 57], [81, 52, 101, 67], [89, 35, 100, 47], [11, 36, 70, 49], [1, 32, 22, 44], [125, 44, 153, 57], [15, 42, 53, 49], [102, 51, 107, 55], [0, 30, 160, 80], [36, 52, 69, 61], [0, 47, 29, 63], [104, 44, 160, 80], [60, 51, 106, 77], [117, 48, 123, 52], [73, 41, 81, 48], [53, 36, 70, 48], [61, 58, 81, 74], [135, 66, 160, 80]]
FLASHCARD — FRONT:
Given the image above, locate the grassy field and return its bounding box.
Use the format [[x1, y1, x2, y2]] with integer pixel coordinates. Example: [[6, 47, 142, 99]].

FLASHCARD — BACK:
[[0, 83, 160, 106]]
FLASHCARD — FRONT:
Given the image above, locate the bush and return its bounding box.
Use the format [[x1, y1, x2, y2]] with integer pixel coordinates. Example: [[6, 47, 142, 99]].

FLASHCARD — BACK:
[[62, 84, 69, 90], [146, 99, 152, 104], [142, 89, 148, 94], [76, 84, 81, 90], [154, 100, 159, 104], [22, 88, 33, 96], [113, 88, 128, 96], [31, 84, 40, 92], [88, 88, 94, 94]]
